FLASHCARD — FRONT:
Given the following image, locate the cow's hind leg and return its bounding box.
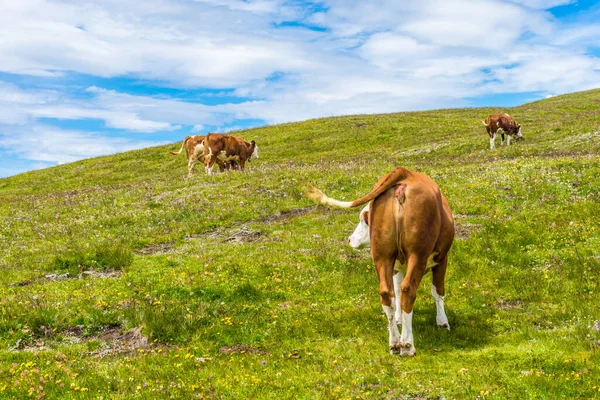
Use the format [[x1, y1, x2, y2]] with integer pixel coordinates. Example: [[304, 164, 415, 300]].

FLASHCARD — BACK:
[[399, 255, 426, 356], [393, 269, 404, 324], [187, 159, 196, 178], [431, 256, 450, 330], [376, 257, 401, 354]]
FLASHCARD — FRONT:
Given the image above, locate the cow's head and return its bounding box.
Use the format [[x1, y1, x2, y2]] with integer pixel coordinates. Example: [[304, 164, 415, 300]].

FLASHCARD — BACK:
[[348, 204, 370, 249], [249, 140, 259, 160], [515, 124, 523, 139]]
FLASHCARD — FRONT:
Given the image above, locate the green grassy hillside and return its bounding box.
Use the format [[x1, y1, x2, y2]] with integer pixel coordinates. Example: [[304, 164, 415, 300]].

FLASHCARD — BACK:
[[1, 89, 599, 399]]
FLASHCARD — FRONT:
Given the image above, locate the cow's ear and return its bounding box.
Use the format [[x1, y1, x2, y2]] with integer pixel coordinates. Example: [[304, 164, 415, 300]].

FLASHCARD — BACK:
[[251, 140, 256, 146], [361, 211, 369, 225]]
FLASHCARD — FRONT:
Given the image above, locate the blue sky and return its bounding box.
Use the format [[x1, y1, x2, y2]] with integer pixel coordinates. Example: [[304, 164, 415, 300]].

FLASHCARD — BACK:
[[1, 0, 599, 178]]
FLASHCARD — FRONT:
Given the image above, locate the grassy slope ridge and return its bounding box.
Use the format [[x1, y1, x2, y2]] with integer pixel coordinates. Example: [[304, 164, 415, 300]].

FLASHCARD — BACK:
[[0, 89, 599, 399]]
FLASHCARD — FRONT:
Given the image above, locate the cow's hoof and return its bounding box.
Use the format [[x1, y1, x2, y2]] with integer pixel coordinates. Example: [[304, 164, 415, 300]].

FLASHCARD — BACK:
[[399, 343, 416, 356], [437, 323, 450, 331], [389, 344, 402, 355]]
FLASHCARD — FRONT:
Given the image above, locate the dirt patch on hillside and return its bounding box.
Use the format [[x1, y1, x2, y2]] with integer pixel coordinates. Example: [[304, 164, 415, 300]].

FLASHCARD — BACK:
[[46, 270, 122, 281], [89, 326, 150, 358], [9, 269, 121, 287], [225, 228, 263, 243], [188, 224, 267, 244], [9, 338, 48, 352], [47, 325, 148, 357], [134, 242, 174, 255], [261, 206, 314, 223], [181, 206, 343, 244], [9, 325, 149, 357], [454, 221, 481, 240], [262, 206, 345, 224], [8, 279, 36, 287], [496, 300, 523, 309]]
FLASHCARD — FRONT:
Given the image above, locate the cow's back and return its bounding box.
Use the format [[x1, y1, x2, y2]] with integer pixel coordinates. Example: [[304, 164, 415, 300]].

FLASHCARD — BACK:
[[186, 135, 204, 152], [485, 114, 501, 134], [224, 136, 242, 155], [398, 172, 453, 258], [205, 133, 229, 153], [498, 113, 515, 128]]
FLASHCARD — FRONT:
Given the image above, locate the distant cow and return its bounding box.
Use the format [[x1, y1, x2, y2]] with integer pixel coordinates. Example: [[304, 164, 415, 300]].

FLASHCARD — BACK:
[[306, 167, 454, 356], [203, 133, 258, 174], [170, 135, 230, 177], [483, 113, 523, 149], [170, 135, 206, 177]]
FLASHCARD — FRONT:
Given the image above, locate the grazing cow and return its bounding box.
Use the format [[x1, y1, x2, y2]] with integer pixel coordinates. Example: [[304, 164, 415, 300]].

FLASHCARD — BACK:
[[170, 135, 230, 176], [203, 133, 258, 174], [170, 135, 206, 177], [483, 113, 523, 149], [306, 167, 455, 355]]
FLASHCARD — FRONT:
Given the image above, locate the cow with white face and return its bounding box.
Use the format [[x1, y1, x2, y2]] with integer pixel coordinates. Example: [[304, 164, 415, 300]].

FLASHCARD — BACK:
[[251, 144, 259, 160], [348, 204, 370, 249], [203, 133, 258, 174], [483, 113, 523, 149], [349, 203, 404, 324], [307, 167, 454, 356], [348, 201, 450, 334]]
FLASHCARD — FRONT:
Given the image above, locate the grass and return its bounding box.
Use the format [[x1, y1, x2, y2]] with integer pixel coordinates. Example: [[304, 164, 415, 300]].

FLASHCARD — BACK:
[[0, 88, 599, 399]]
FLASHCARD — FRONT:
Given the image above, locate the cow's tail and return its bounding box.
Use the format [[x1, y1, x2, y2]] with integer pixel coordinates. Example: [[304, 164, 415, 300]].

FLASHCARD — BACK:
[[305, 167, 411, 209], [170, 137, 189, 156]]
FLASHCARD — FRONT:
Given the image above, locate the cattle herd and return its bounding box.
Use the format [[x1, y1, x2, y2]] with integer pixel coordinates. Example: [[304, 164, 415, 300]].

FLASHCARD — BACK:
[[169, 113, 523, 355], [170, 133, 259, 177]]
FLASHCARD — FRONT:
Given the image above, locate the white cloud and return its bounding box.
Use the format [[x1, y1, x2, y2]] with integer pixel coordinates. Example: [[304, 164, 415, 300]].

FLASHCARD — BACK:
[[0, 124, 163, 165], [29, 105, 179, 132], [489, 48, 600, 93], [191, 0, 283, 13], [0, 83, 180, 133], [0, 0, 313, 87], [359, 33, 437, 70], [552, 24, 600, 47], [511, 0, 575, 9]]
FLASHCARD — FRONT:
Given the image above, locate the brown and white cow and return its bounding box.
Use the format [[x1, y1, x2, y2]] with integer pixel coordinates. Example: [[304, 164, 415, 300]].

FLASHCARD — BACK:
[[170, 135, 231, 177], [202, 133, 258, 174], [306, 167, 455, 355], [483, 113, 523, 149], [170, 135, 206, 177]]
